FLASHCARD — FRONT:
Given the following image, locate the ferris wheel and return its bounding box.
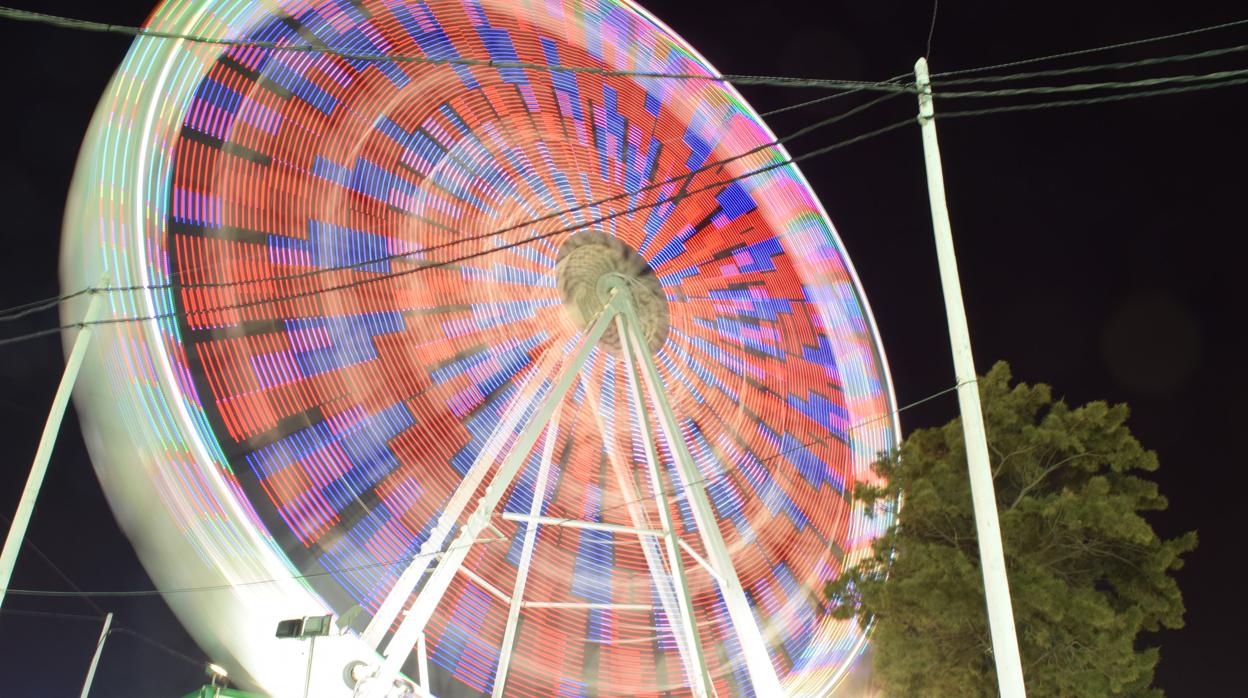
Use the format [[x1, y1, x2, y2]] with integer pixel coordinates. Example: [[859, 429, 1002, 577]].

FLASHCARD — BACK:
[[60, 0, 898, 696]]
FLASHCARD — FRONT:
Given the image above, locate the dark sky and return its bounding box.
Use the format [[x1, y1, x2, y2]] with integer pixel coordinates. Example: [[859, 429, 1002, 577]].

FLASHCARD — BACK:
[[0, 0, 1243, 695]]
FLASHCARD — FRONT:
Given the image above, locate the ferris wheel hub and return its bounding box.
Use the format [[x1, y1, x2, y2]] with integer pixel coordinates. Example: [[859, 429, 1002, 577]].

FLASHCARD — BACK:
[[555, 231, 669, 354]]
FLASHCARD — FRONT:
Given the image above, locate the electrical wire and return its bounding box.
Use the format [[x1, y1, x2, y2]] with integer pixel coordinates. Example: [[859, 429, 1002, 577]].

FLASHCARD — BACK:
[[3, 70, 1241, 338], [0, 116, 916, 348], [504, 381, 966, 541], [0, 608, 105, 622], [0, 511, 108, 615], [936, 76, 1248, 118], [931, 15, 1248, 77], [0, 608, 208, 670], [0, 6, 911, 94], [759, 72, 912, 118], [108, 627, 208, 669], [4, 535, 510, 598], [936, 67, 1248, 99], [0, 88, 907, 323], [934, 42, 1248, 86], [3, 30, 1245, 318], [2, 380, 964, 600], [8, 55, 1239, 321], [0, 288, 92, 322], [925, 0, 940, 59]]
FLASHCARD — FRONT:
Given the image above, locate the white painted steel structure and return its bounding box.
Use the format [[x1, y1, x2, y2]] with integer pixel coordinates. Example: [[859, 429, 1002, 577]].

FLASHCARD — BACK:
[[363, 280, 782, 697]]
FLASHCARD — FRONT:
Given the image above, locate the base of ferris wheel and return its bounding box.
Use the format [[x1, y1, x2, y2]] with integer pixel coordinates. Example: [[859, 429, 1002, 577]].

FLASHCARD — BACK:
[[342, 266, 785, 698]]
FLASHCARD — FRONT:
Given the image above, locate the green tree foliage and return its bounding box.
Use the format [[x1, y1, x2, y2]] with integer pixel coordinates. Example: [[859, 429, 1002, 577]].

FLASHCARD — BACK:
[[826, 362, 1196, 697]]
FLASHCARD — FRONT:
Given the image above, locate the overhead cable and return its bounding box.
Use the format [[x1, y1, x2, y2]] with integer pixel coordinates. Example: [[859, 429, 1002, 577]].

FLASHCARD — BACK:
[[3, 381, 964, 600], [932, 16, 1248, 77], [937, 67, 1248, 98], [937, 76, 1248, 118], [935, 42, 1248, 85], [0, 116, 915, 347], [0, 608, 106, 622], [0, 6, 910, 94], [0, 89, 907, 323], [4, 535, 510, 598]]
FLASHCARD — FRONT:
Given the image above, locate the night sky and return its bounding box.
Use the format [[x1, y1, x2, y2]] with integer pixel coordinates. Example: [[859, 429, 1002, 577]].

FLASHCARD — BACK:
[[0, 0, 1243, 695]]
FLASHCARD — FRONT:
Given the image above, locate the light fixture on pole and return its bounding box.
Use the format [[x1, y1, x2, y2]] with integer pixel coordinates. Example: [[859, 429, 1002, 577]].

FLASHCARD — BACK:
[[206, 663, 229, 688], [276, 615, 334, 698]]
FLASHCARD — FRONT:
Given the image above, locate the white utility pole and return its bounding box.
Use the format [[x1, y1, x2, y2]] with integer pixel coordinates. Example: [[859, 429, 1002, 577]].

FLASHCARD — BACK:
[[914, 57, 1027, 697], [79, 611, 113, 698], [0, 284, 107, 609]]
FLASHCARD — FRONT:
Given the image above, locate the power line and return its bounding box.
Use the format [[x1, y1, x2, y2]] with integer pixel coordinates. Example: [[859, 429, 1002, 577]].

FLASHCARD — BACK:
[[108, 627, 207, 669], [760, 72, 912, 117], [39, 62, 1244, 310], [0, 288, 91, 322], [524, 381, 965, 538], [138, 92, 906, 294], [0, 116, 915, 348], [0, 6, 911, 94], [1, 35, 1243, 320], [0, 512, 108, 615], [23, 49, 1243, 308], [4, 64, 1241, 338], [935, 42, 1248, 85], [925, 0, 940, 59], [937, 75, 1248, 119], [0, 608, 105, 622], [937, 67, 1248, 99], [0, 609, 205, 671], [932, 15, 1248, 77], [3, 380, 965, 601], [0, 88, 906, 324], [3, 535, 510, 598]]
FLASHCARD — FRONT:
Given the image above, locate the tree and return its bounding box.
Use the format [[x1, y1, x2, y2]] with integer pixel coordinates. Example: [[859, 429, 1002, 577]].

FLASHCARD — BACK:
[[826, 362, 1196, 697]]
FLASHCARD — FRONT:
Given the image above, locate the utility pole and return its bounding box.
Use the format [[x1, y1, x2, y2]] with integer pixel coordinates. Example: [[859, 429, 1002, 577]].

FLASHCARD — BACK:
[[914, 57, 1027, 697], [0, 283, 107, 608]]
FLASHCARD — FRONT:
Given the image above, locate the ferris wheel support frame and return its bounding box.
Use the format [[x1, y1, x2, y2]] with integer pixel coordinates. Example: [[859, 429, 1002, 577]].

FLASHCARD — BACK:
[[491, 401, 562, 697], [616, 311, 713, 696], [615, 282, 784, 696], [362, 347, 569, 649], [580, 363, 709, 696], [0, 280, 106, 611], [365, 280, 783, 696], [367, 290, 629, 696]]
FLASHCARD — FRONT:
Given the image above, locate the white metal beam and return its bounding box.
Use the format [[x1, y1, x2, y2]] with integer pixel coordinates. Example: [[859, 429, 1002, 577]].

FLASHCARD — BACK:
[[416, 633, 429, 691], [580, 370, 706, 695], [0, 285, 107, 610], [456, 566, 511, 604], [522, 602, 653, 611], [362, 344, 566, 647], [368, 292, 626, 694], [492, 403, 562, 697], [498, 513, 663, 538], [677, 538, 722, 584], [618, 313, 713, 697], [618, 289, 784, 695]]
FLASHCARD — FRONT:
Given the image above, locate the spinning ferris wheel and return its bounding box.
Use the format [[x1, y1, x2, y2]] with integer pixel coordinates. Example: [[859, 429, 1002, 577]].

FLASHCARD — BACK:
[[60, 0, 897, 695]]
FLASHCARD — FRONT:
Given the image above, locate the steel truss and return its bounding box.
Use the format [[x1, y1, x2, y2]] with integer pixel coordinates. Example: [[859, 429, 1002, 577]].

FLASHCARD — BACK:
[[364, 278, 782, 697]]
